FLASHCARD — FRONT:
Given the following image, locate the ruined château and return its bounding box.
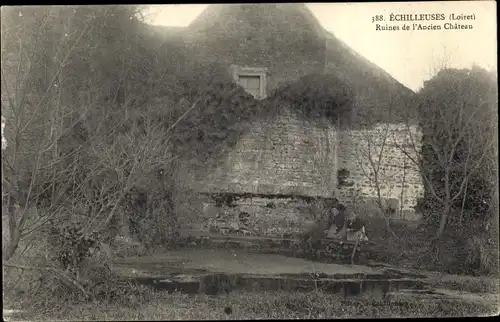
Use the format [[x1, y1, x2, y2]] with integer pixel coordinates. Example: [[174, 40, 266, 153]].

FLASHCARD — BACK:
[[148, 4, 425, 236]]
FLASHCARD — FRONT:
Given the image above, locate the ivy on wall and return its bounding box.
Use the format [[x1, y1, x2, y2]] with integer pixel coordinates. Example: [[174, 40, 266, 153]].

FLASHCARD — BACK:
[[267, 73, 354, 125], [166, 72, 356, 170]]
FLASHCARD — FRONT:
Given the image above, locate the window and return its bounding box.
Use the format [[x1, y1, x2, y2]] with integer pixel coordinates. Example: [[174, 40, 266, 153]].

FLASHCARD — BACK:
[[231, 65, 268, 100], [238, 75, 261, 98]]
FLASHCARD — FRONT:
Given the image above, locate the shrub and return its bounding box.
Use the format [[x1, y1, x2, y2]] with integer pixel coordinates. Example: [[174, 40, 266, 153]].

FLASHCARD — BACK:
[[46, 221, 101, 277]]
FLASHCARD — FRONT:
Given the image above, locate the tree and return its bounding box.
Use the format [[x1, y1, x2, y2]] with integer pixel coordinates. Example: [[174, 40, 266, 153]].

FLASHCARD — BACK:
[[345, 89, 417, 238], [398, 67, 497, 239], [0, 5, 185, 265], [349, 122, 401, 238], [2, 6, 248, 281], [2, 6, 94, 261]]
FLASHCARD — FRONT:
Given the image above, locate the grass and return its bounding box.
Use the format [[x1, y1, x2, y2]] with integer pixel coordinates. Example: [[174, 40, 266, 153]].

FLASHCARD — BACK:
[[3, 216, 498, 320], [4, 283, 497, 321], [362, 218, 499, 278], [4, 251, 498, 321], [4, 259, 498, 320], [427, 273, 500, 294]]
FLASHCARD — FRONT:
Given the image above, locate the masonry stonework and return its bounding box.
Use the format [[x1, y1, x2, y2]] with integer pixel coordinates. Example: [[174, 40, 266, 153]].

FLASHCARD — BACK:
[[200, 196, 315, 238], [337, 124, 424, 221], [194, 107, 338, 198], [187, 115, 425, 236], [186, 4, 327, 94]]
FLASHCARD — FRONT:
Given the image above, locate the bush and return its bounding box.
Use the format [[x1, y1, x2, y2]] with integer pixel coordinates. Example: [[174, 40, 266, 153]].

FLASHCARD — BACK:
[[122, 182, 181, 251], [446, 218, 498, 276], [399, 216, 498, 276], [46, 221, 101, 277], [3, 226, 152, 314]]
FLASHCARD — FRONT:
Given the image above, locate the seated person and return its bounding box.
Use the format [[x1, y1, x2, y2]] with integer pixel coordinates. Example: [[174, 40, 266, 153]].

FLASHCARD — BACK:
[[326, 206, 369, 242], [346, 212, 369, 242], [326, 203, 347, 239], [326, 198, 340, 225]]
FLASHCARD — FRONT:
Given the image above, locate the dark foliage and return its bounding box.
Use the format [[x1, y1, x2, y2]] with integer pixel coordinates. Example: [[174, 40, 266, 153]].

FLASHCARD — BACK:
[[47, 222, 101, 276], [162, 72, 356, 179], [268, 73, 354, 125], [417, 67, 496, 227], [122, 184, 180, 248]]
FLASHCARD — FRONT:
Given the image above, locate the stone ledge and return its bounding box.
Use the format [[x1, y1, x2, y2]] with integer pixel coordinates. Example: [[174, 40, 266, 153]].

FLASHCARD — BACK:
[[178, 233, 372, 264], [127, 273, 429, 297]]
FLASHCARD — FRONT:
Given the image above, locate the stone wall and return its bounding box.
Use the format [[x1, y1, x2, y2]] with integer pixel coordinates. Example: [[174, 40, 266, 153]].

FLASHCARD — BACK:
[[186, 120, 426, 237], [199, 195, 326, 238], [336, 123, 424, 221], [192, 107, 337, 198], [186, 117, 425, 231]]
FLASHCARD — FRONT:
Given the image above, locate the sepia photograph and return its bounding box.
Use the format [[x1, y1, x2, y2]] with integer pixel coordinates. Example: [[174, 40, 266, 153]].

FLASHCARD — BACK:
[[1, 1, 498, 320]]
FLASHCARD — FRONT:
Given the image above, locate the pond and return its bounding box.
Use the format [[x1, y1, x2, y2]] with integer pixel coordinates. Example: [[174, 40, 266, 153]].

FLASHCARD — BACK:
[[113, 248, 430, 296]]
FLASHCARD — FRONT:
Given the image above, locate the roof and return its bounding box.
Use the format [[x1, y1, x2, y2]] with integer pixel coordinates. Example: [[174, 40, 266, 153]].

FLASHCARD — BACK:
[[143, 4, 415, 123], [323, 30, 415, 123], [189, 4, 325, 40]]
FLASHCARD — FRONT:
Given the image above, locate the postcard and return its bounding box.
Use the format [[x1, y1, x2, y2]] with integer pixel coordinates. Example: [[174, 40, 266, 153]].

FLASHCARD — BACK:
[[2, 2, 498, 320]]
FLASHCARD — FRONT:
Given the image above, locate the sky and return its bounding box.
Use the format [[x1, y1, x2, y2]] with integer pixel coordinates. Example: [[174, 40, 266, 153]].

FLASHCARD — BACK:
[[144, 1, 497, 92]]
